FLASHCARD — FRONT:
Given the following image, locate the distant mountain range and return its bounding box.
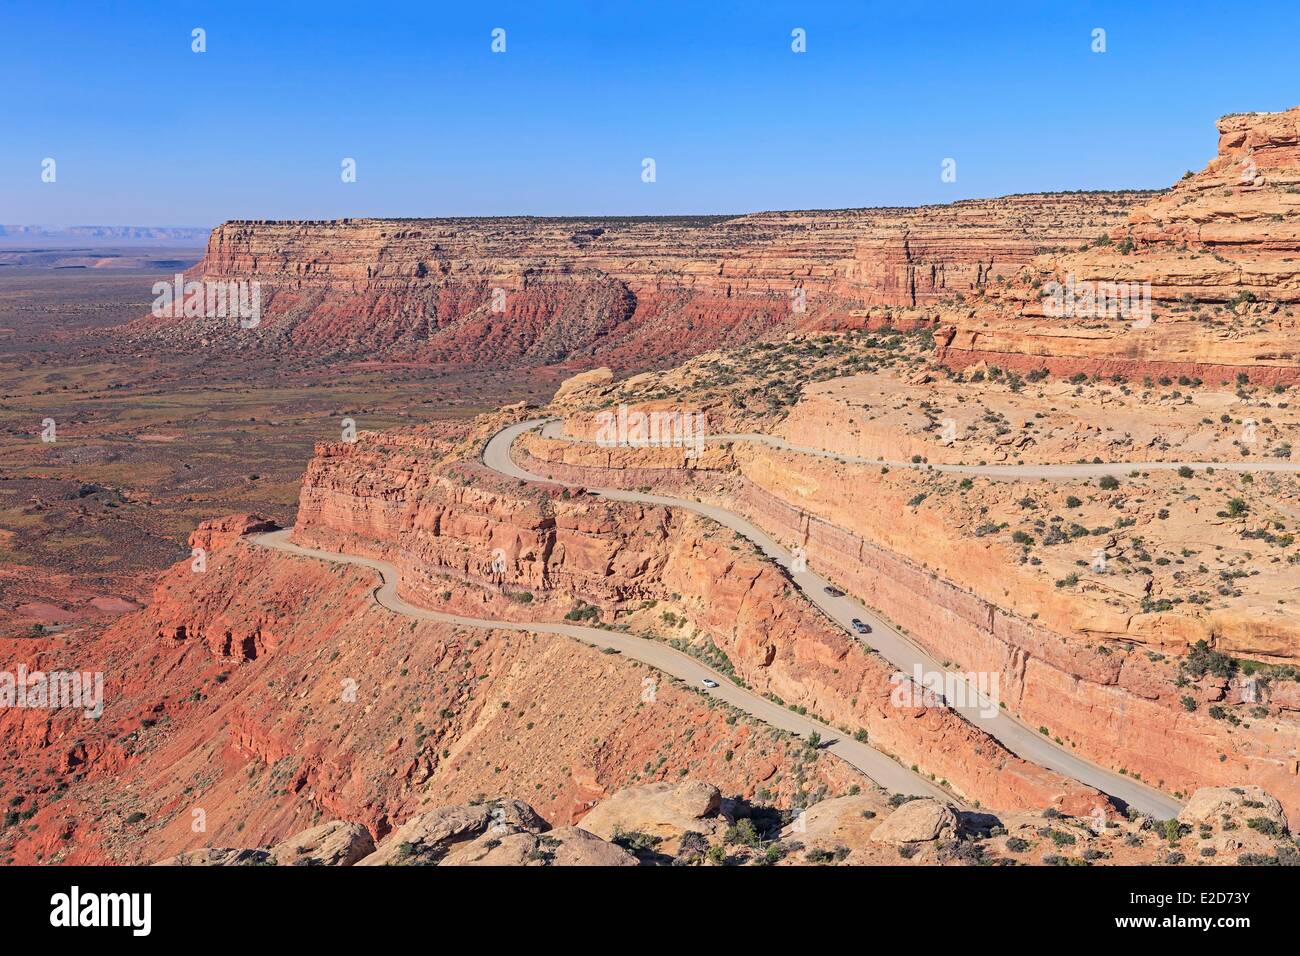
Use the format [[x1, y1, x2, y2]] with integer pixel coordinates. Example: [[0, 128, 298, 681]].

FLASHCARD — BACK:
[[0, 225, 210, 245]]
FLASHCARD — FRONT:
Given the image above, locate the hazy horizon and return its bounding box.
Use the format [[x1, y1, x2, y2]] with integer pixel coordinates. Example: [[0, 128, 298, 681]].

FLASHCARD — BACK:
[[1, 181, 1173, 235]]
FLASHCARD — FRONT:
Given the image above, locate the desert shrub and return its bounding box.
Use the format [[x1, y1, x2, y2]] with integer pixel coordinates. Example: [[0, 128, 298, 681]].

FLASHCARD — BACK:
[[724, 819, 761, 848], [1247, 817, 1283, 837], [564, 602, 601, 622], [1183, 640, 1236, 679], [1045, 828, 1076, 847], [1158, 818, 1185, 842]]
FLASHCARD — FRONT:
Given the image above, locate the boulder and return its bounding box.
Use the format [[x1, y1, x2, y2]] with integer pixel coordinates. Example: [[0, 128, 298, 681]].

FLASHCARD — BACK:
[[1178, 786, 1288, 832], [554, 367, 614, 402], [439, 829, 537, 866], [869, 799, 958, 844], [440, 826, 637, 866], [578, 781, 722, 842], [780, 793, 891, 852], [358, 799, 548, 866], [269, 821, 375, 866]]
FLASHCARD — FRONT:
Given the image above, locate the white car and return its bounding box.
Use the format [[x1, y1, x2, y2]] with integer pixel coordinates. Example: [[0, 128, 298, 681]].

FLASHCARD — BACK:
[[701, 678, 720, 689]]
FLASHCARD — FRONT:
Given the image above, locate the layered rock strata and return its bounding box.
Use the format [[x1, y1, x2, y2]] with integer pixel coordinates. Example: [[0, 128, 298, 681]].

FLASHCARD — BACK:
[[936, 108, 1300, 383], [517, 427, 1300, 820], [290, 426, 1107, 814], [0, 510, 857, 864], [120, 194, 1144, 369]]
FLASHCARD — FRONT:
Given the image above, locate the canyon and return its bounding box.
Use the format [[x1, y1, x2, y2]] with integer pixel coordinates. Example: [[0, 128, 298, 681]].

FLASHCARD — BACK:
[[0, 505, 865, 864], [524, 319, 1300, 824], [6, 108, 1300, 868]]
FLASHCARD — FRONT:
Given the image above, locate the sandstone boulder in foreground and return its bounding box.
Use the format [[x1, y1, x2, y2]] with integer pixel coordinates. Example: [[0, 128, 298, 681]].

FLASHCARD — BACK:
[[577, 781, 724, 842], [1178, 785, 1288, 831], [155, 820, 374, 866], [553, 366, 614, 401], [781, 793, 892, 847], [869, 799, 959, 844], [151, 780, 1300, 866], [270, 821, 375, 867], [1176, 786, 1292, 857], [358, 799, 550, 866], [440, 825, 637, 867]]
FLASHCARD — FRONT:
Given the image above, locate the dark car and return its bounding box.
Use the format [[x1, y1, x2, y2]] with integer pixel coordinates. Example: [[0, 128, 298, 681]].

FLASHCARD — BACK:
[[824, 586, 845, 597], [850, 618, 872, 635]]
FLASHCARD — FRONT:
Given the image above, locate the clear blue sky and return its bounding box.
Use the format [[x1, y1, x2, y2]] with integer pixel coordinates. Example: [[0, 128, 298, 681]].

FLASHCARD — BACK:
[[2, 0, 1296, 226]]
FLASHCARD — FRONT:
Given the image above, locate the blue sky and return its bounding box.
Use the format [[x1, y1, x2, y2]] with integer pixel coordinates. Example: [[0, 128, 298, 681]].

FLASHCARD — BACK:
[[2, 0, 1296, 225]]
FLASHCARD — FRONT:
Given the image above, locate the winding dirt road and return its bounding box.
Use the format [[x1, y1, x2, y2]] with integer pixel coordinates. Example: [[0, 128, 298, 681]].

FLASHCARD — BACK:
[[491, 418, 1184, 817], [249, 528, 956, 803], [538, 419, 1300, 479]]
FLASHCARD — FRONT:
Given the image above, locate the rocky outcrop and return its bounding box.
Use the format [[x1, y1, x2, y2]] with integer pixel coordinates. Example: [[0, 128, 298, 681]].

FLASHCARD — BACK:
[[358, 800, 548, 866], [936, 108, 1300, 383], [153, 780, 1297, 867], [188, 513, 278, 555], [268, 821, 375, 867], [1178, 786, 1288, 832], [780, 793, 892, 849], [577, 781, 724, 842], [154, 807, 633, 866], [439, 825, 638, 867], [1174, 785, 1292, 858], [869, 799, 959, 844], [155, 820, 374, 866], [155, 848, 274, 866]]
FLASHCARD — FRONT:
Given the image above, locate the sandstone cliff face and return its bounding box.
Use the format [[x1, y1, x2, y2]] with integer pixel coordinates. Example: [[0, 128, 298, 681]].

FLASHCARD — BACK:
[[0, 519, 857, 865], [936, 108, 1300, 383], [287, 423, 1106, 815], [518, 426, 1300, 821], [119, 194, 1142, 370]]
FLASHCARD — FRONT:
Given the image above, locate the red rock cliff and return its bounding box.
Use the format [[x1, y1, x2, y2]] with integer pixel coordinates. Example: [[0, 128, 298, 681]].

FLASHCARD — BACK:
[[936, 107, 1300, 383], [289, 423, 1107, 814], [120, 194, 1144, 370]]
